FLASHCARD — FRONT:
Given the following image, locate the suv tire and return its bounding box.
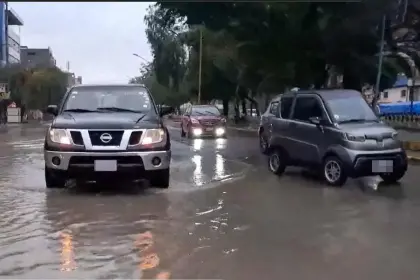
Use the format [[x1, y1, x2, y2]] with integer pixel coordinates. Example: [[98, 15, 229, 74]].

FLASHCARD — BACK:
[[149, 168, 170, 188], [322, 156, 348, 187], [268, 149, 286, 175], [380, 169, 406, 184], [45, 166, 67, 188], [259, 132, 269, 154]]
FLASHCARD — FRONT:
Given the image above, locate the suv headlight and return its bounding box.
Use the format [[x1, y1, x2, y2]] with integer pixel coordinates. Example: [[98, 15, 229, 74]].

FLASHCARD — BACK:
[[141, 129, 165, 145], [392, 132, 398, 139], [344, 133, 366, 142], [49, 128, 71, 145]]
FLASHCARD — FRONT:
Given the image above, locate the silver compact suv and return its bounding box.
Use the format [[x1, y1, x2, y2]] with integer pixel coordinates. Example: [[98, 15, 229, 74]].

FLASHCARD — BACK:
[[259, 89, 407, 186]]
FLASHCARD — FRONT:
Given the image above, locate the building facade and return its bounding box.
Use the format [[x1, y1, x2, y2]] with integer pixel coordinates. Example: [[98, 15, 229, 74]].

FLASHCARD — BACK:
[[380, 75, 420, 103], [20, 47, 56, 68], [0, 2, 23, 65]]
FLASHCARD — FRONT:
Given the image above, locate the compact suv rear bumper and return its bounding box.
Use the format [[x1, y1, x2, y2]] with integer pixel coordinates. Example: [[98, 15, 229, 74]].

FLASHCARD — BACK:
[[44, 150, 171, 179]]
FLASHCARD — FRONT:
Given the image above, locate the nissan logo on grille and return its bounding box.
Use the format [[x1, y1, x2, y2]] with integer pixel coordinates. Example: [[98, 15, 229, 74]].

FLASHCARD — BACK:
[[100, 133, 113, 143]]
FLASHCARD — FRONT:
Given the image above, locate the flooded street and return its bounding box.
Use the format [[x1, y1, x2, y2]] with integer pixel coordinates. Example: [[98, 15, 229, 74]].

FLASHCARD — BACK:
[[1, 124, 420, 279]]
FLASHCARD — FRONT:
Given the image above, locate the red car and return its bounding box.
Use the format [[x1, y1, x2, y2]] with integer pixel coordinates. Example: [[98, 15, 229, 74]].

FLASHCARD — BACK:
[[181, 105, 227, 138]]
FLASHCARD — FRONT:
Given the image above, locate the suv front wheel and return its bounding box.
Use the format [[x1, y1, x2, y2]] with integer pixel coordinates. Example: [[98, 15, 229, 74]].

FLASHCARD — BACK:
[[45, 166, 67, 188], [322, 156, 348, 187]]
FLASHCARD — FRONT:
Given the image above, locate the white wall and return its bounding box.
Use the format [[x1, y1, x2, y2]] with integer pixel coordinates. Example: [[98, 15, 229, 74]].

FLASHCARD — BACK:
[[380, 87, 409, 103]]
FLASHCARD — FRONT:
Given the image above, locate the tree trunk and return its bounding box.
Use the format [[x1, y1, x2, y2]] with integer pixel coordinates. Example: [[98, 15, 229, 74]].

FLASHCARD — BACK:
[[241, 99, 247, 116], [222, 98, 229, 116], [342, 69, 361, 90], [245, 94, 260, 116]]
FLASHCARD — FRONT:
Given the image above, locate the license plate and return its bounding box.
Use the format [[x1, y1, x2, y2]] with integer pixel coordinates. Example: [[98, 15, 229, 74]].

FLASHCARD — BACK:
[[94, 160, 117, 171], [205, 127, 214, 132], [372, 160, 393, 173]]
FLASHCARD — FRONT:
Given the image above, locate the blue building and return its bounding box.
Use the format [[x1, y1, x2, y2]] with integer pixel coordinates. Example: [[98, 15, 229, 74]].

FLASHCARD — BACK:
[[0, 2, 23, 65]]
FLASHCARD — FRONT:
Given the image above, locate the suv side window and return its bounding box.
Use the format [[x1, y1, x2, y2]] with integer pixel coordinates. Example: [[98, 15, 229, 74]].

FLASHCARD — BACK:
[[280, 96, 293, 119], [269, 101, 279, 115], [292, 96, 324, 122]]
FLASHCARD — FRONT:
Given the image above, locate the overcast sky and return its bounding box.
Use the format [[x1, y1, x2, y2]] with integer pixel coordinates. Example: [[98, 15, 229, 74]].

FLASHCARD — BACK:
[[11, 2, 153, 84]]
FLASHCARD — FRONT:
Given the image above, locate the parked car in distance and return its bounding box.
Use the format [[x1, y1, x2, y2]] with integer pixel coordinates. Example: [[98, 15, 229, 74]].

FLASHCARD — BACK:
[[181, 105, 227, 138], [44, 84, 173, 189], [260, 89, 407, 186]]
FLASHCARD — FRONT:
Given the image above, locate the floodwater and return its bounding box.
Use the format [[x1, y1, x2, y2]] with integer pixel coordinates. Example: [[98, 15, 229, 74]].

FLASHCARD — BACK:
[[1, 124, 420, 279]]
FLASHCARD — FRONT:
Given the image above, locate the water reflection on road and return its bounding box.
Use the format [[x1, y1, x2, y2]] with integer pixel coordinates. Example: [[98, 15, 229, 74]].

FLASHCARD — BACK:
[[0, 125, 250, 278]]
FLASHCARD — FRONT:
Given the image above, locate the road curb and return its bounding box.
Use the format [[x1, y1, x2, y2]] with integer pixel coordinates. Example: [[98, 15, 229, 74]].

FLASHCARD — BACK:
[[408, 156, 420, 165], [402, 141, 420, 151]]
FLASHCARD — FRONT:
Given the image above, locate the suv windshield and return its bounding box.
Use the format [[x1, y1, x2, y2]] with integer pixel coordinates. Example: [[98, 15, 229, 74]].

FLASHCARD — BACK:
[[63, 86, 152, 113], [191, 106, 221, 116], [326, 95, 378, 123]]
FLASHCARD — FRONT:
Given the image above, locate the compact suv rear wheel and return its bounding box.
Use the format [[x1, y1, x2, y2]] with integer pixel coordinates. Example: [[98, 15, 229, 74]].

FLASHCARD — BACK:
[[268, 149, 286, 175], [149, 168, 170, 188], [45, 166, 67, 188], [322, 156, 348, 186]]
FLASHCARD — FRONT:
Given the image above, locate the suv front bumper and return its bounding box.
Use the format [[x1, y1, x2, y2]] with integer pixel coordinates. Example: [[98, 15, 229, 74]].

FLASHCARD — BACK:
[[341, 148, 407, 177], [44, 150, 171, 173]]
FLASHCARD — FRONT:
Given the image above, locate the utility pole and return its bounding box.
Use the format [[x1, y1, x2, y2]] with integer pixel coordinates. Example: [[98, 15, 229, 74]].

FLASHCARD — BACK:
[[4, 1, 8, 67], [373, 15, 386, 111], [197, 25, 203, 105]]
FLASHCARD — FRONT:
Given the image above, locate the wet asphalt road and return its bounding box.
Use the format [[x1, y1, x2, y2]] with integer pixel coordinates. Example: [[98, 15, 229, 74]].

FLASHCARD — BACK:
[[1, 124, 420, 279]]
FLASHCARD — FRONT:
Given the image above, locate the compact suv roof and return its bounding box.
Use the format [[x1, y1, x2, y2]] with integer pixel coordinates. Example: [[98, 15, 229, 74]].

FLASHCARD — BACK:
[[272, 89, 361, 101], [72, 84, 146, 89]]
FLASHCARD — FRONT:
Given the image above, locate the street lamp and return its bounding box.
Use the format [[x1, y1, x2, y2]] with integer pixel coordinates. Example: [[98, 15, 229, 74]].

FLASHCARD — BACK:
[[132, 53, 150, 63]]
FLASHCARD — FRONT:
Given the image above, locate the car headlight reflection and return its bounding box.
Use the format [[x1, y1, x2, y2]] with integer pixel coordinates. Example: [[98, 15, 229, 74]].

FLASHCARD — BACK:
[[141, 129, 165, 145], [49, 129, 71, 145], [215, 127, 225, 136], [193, 128, 202, 136]]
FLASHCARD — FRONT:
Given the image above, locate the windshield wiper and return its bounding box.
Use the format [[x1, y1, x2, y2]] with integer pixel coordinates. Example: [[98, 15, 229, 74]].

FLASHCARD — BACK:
[[63, 108, 97, 113], [97, 107, 143, 113]]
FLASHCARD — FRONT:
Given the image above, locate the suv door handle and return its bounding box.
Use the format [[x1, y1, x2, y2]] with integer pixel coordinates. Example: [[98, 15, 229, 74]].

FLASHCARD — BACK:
[[289, 122, 297, 128]]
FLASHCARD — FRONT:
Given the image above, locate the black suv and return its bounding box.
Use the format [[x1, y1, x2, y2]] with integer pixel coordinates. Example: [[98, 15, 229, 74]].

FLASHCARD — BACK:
[[44, 84, 173, 188]]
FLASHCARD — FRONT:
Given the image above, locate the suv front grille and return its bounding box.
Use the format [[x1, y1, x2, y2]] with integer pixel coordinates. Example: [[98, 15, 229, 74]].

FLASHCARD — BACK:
[[70, 131, 84, 145], [129, 131, 143, 145], [88, 131, 124, 146], [199, 120, 219, 126]]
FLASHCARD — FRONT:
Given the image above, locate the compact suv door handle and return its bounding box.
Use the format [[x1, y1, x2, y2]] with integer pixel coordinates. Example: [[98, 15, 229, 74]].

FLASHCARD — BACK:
[[289, 122, 297, 128]]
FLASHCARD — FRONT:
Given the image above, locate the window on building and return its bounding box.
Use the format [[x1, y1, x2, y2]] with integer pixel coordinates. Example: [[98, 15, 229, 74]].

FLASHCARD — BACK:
[[27, 52, 36, 56], [383, 91, 388, 98], [401, 89, 407, 98]]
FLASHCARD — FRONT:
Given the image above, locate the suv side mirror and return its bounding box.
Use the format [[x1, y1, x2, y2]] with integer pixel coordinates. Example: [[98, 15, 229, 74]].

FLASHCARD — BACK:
[[309, 116, 325, 125], [46, 105, 58, 116]]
